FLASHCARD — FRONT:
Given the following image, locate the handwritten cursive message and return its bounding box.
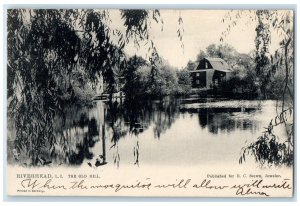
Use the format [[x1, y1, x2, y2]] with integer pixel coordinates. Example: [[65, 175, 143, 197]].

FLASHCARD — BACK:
[[17, 177, 292, 197]]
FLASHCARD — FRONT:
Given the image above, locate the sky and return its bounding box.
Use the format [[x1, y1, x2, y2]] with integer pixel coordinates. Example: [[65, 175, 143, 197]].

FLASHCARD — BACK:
[[106, 9, 287, 69], [118, 10, 258, 68]]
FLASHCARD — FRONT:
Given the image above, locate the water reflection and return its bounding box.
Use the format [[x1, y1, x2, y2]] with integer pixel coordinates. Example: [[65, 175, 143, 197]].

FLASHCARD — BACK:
[[64, 114, 99, 165], [183, 108, 257, 134], [52, 98, 265, 167]]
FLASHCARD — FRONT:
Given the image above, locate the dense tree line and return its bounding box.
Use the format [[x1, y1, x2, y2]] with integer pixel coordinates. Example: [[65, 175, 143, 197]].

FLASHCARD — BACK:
[[122, 55, 192, 100]]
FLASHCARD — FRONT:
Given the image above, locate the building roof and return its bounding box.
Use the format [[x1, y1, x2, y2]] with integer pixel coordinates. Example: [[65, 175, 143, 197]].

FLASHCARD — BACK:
[[189, 69, 211, 73], [196, 57, 232, 72], [207, 58, 232, 72]]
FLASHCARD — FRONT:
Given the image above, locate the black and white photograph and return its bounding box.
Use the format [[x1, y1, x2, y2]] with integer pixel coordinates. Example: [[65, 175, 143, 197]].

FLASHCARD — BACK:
[[6, 8, 294, 197]]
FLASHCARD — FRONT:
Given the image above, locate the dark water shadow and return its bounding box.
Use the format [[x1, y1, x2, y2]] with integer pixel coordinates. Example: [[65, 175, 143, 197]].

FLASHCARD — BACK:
[[20, 97, 262, 167]]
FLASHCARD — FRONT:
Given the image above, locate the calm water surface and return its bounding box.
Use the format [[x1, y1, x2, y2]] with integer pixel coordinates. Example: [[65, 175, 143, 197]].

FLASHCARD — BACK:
[[53, 98, 285, 168]]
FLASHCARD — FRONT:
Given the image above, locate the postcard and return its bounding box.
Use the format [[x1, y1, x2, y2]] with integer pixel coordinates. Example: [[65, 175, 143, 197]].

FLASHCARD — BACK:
[[6, 8, 294, 197]]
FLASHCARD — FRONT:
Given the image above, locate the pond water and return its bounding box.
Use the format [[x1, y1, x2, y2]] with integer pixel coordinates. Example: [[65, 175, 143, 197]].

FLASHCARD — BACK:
[[50, 98, 286, 169]]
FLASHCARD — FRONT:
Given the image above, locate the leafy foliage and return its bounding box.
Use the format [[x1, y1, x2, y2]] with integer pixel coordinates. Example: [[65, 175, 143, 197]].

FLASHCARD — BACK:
[[122, 55, 148, 99], [222, 10, 294, 167], [185, 60, 197, 71], [8, 9, 81, 165], [7, 9, 166, 166], [122, 55, 192, 99], [240, 109, 293, 167], [176, 69, 192, 95]]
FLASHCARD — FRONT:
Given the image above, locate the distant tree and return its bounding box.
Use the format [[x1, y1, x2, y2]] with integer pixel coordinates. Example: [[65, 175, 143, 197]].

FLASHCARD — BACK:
[[206, 44, 218, 57], [234, 53, 255, 78], [195, 50, 207, 63], [218, 44, 237, 61], [185, 60, 197, 71], [206, 43, 238, 64], [176, 69, 192, 95], [149, 64, 178, 97], [204, 43, 254, 76], [122, 55, 148, 99]]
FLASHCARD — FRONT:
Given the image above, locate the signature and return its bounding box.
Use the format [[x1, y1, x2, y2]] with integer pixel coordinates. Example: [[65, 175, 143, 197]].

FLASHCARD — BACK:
[[231, 179, 292, 196]]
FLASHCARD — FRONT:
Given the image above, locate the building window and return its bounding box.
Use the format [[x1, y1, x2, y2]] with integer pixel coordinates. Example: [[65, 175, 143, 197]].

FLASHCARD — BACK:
[[196, 80, 200, 85], [205, 62, 208, 69], [214, 79, 219, 86], [196, 73, 200, 77]]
